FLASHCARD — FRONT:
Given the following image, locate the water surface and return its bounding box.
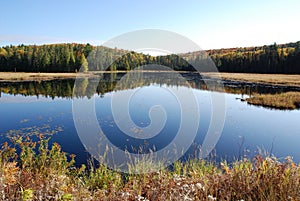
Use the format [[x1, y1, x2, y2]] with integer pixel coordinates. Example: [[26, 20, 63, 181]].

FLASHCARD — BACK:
[[0, 73, 299, 165]]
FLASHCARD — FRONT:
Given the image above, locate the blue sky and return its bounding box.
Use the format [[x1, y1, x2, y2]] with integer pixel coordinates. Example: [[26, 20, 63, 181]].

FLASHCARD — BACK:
[[1, 0, 300, 49]]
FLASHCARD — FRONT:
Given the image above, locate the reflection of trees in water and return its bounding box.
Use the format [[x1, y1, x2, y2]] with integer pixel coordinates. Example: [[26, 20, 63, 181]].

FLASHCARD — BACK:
[[0, 79, 75, 99], [0, 73, 299, 99]]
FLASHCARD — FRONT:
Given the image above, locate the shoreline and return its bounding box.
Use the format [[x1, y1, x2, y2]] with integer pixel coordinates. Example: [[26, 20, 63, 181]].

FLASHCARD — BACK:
[[203, 72, 300, 88], [245, 91, 300, 110], [0, 72, 98, 82], [0, 71, 300, 87], [0, 71, 193, 82]]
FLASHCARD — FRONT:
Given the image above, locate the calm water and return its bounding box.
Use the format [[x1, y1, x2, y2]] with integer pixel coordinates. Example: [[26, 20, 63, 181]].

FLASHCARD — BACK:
[[0, 73, 299, 165]]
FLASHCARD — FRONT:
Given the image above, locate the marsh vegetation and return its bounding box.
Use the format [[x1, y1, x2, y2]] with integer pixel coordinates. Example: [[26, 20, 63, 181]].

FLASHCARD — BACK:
[[0, 137, 299, 200], [246, 92, 300, 110]]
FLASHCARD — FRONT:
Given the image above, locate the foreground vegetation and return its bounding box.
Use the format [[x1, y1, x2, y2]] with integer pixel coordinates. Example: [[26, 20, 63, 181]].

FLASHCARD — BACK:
[[0, 137, 299, 200], [246, 92, 300, 110]]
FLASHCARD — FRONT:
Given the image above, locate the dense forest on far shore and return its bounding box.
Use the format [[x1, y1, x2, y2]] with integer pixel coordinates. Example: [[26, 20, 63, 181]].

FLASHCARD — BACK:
[[0, 41, 299, 73], [183, 41, 300, 73]]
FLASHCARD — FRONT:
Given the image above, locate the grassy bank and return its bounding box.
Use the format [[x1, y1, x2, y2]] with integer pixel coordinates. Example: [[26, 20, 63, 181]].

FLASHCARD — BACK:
[[246, 92, 300, 110], [203, 72, 300, 88], [0, 72, 97, 82], [0, 137, 299, 200]]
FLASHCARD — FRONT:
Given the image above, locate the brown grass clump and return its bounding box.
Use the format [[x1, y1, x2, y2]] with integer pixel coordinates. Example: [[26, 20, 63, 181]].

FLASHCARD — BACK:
[[204, 72, 300, 88], [246, 91, 300, 109], [0, 137, 299, 200]]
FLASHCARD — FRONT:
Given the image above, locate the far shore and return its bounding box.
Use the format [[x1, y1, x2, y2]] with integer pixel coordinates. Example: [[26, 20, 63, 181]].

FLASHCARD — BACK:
[[0, 71, 192, 82], [0, 72, 94, 82], [0, 72, 300, 88]]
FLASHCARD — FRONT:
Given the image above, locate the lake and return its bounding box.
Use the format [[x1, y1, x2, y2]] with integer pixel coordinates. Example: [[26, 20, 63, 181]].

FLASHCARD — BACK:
[[0, 72, 299, 166]]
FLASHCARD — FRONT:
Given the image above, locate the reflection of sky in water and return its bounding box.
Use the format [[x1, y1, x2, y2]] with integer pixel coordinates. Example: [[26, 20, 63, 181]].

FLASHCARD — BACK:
[[0, 93, 64, 103], [96, 85, 181, 153], [0, 84, 300, 164]]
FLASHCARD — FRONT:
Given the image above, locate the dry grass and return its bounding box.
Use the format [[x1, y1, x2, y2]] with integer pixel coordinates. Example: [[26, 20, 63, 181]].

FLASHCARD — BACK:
[[203, 72, 300, 88], [0, 137, 299, 200], [0, 71, 189, 82], [246, 92, 300, 110], [0, 72, 96, 82]]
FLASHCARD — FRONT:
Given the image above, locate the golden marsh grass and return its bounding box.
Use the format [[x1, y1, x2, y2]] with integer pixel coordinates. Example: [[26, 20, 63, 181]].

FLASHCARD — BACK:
[[246, 92, 300, 110]]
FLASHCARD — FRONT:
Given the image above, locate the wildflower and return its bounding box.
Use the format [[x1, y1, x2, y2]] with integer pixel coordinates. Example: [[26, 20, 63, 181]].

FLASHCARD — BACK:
[[208, 195, 217, 200], [196, 183, 205, 191], [4, 162, 19, 185], [190, 183, 195, 192], [285, 156, 293, 164], [136, 195, 149, 201], [184, 195, 193, 201], [121, 192, 131, 197], [221, 162, 230, 173], [22, 188, 34, 201]]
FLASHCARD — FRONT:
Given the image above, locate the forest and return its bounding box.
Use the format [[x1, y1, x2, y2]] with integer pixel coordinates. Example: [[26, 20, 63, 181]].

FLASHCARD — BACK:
[[0, 41, 299, 73], [184, 41, 300, 73]]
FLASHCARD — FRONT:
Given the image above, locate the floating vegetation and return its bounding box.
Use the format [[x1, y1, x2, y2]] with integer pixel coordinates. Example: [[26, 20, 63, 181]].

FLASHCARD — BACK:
[[20, 118, 30, 123], [1, 124, 64, 139], [130, 126, 143, 134]]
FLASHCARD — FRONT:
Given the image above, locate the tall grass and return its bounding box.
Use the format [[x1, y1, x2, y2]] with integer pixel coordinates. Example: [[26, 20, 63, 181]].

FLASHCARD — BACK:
[[246, 92, 300, 110], [0, 137, 299, 200]]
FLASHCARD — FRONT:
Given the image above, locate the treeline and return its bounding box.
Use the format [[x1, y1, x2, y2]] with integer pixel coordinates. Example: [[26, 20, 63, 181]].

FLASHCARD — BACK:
[[183, 41, 300, 73], [98, 52, 193, 71], [0, 41, 300, 73], [0, 43, 93, 72], [0, 44, 192, 72], [0, 43, 130, 72]]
